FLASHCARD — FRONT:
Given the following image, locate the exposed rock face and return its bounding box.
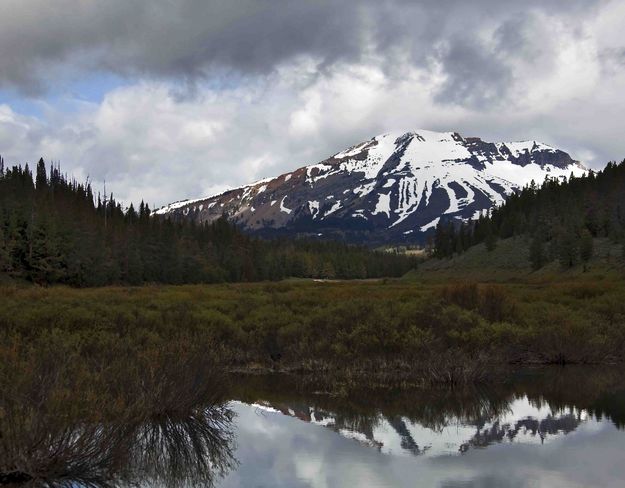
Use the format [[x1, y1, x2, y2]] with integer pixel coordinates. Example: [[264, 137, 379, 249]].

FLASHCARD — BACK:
[[156, 130, 586, 244]]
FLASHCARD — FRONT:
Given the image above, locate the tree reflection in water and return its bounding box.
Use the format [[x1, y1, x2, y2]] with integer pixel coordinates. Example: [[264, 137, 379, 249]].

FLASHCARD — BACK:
[[0, 406, 236, 488], [0, 345, 237, 488], [3, 353, 625, 485], [232, 366, 625, 457]]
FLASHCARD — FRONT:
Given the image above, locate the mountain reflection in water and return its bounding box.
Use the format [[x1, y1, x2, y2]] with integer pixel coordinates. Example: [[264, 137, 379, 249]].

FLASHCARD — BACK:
[[239, 396, 587, 457], [2, 366, 625, 487], [230, 367, 625, 458], [222, 368, 625, 488]]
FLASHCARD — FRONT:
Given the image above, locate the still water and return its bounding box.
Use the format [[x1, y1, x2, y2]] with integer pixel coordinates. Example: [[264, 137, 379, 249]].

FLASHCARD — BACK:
[[3, 367, 625, 487], [221, 369, 625, 488]]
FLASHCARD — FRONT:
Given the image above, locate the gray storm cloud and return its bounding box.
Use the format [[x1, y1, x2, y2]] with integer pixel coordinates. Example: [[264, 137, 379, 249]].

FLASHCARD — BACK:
[[0, 0, 623, 206], [0, 0, 604, 97]]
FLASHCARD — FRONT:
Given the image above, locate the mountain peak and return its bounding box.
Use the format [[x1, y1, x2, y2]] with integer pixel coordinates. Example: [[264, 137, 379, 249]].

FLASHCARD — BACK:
[[156, 131, 585, 244]]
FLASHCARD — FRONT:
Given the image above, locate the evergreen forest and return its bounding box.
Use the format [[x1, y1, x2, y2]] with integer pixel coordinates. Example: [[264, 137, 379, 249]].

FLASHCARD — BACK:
[[432, 159, 625, 269], [0, 157, 415, 286]]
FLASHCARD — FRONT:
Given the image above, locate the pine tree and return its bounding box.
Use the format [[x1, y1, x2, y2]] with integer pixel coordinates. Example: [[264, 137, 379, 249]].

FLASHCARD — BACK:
[[580, 229, 594, 271], [0, 225, 10, 272], [556, 227, 579, 268], [35, 158, 47, 190], [529, 236, 546, 270], [320, 261, 336, 279], [484, 225, 497, 252], [27, 217, 63, 283]]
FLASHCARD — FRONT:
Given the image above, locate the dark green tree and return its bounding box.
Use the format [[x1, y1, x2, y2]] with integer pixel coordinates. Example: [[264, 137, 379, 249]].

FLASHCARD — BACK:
[[484, 228, 497, 252], [556, 227, 580, 268], [529, 236, 546, 270], [579, 229, 594, 271]]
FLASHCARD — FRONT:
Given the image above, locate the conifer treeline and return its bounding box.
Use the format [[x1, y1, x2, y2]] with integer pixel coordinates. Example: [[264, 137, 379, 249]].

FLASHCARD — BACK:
[[0, 158, 415, 286], [432, 160, 625, 268]]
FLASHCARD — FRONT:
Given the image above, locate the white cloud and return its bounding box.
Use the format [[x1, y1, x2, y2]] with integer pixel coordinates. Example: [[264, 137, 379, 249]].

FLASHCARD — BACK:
[[0, 2, 623, 207]]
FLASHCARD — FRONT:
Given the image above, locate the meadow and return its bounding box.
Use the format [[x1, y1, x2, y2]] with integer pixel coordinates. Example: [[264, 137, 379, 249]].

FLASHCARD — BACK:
[[2, 277, 624, 388]]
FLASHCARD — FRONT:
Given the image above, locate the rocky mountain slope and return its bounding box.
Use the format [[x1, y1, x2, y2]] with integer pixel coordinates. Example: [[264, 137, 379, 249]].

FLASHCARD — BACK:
[[156, 130, 586, 244]]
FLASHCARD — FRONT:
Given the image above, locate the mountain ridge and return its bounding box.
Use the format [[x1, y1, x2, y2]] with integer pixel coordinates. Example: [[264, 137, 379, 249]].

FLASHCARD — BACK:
[[156, 130, 586, 244]]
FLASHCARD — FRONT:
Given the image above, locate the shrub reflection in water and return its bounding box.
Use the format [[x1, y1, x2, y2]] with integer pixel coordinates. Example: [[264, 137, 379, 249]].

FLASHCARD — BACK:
[[0, 337, 237, 487]]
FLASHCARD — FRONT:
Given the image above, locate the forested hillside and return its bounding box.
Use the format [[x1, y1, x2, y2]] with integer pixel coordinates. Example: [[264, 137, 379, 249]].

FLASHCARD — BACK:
[[0, 158, 415, 286], [433, 160, 625, 269]]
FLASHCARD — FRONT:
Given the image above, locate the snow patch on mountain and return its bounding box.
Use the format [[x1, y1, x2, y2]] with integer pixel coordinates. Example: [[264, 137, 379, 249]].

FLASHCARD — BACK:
[[484, 160, 579, 188], [373, 193, 391, 217], [308, 200, 320, 218], [154, 197, 206, 215], [324, 200, 342, 218], [279, 196, 292, 214], [421, 217, 440, 232]]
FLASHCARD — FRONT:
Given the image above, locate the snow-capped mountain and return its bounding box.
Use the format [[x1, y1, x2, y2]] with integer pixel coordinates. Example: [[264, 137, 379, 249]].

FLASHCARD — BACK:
[[156, 130, 586, 244]]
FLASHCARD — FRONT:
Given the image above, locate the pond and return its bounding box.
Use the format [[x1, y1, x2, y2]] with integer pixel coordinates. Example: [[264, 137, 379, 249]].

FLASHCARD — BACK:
[[2, 367, 625, 487], [221, 368, 625, 488]]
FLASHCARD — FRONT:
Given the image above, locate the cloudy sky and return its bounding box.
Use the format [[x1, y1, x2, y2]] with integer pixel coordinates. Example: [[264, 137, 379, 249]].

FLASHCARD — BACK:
[[1, 0, 624, 207]]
